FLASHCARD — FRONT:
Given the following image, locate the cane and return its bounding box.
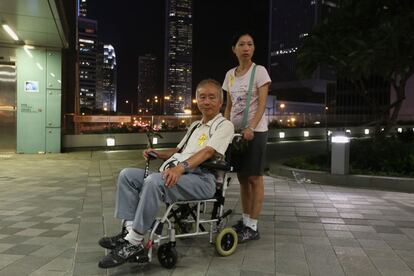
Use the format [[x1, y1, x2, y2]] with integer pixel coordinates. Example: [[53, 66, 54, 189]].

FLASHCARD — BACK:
[[144, 130, 163, 178]]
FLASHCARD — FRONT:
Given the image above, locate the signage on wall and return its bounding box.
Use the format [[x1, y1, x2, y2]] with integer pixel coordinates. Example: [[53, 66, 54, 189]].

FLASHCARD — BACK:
[[24, 81, 39, 92]]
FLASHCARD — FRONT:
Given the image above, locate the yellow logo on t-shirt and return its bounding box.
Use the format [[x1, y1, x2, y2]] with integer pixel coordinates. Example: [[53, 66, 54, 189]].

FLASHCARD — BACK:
[[229, 75, 234, 87], [198, 133, 207, 146]]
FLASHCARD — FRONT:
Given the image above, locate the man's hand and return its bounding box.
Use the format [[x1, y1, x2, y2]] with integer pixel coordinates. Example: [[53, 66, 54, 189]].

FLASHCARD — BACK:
[[143, 148, 158, 160], [162, 166, 185, 188]]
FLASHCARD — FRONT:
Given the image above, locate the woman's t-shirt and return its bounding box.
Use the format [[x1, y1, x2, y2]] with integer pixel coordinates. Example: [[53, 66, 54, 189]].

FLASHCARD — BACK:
[[222, 63, 271, 132]]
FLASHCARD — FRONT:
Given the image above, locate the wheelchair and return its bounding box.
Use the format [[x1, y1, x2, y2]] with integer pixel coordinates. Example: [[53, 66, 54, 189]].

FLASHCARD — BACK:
[[134, 135, 241, 269]]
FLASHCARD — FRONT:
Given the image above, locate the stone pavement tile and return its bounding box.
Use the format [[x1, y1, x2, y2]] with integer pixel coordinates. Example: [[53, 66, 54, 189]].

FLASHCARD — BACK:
[[300, 229, 326, 237], [387, 240, 414, 251], [30, 245, 70, 258], [75, 251, 105, 263], [276, 228, 300, 236], [171, 256, 210, 275], [334, 246, 379, 275], [39, 230, 71, 238], [369, 256, 413, 275], [73, 262, 106, 276], [22, 236, 58, 246], [0, 235, 32, 244], [351, 231, 383, 240], [2, 244, 43, 255], [30, 222, 61, 229], [9, 221, 40, 229], [297, 216, 320, 223], [380, 233, 411, 241], [304, 244, 345, 276], [29, 270, 67, 276], [401, 228, 414, 240], [0, 253, 24, 270], [14, 228, 49, 237], [276, 249, 309, 276], [374, 225, 404, 234], [326, 230, 353, 239], [0, 243, 14, 253], [298, 222, 324, 230], [28, 257, 73, 276], [242, 252, 275, 274], [324, 224, 349, 231], [0, 255, 53, 275], [302, 236, 331, 246], [276, 235, 302, 244], [359, 239, 393, 250], [330, 238, 360, 247], [0, 227, 24, 235]]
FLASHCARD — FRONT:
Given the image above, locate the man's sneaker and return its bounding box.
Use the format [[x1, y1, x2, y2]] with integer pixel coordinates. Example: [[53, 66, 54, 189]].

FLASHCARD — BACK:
[[232, 219, 244, 233], [98, 227, 128, 250], [98, 240, 145, 269], [237, 226, 260, 243]]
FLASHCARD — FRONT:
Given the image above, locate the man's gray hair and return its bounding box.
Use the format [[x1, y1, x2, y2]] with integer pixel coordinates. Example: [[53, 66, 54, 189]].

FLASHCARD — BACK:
[[195, 79, 224, 102]]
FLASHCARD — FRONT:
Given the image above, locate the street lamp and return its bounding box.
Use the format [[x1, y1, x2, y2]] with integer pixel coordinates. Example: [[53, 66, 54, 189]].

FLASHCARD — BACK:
[[125, 100, 133, 115]]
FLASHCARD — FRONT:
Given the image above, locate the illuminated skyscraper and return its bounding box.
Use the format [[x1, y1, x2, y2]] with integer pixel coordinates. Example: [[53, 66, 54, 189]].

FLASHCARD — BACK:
[[79, 0, 88, 17], [138, 54, 159, 114], [96, 44, 117, 112], [78, 17, 98, 113], [164, 0, 193, 115]]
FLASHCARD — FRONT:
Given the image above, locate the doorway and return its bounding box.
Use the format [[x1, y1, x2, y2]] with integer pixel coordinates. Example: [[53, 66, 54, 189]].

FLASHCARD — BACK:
[[0, 61, 17, 152]]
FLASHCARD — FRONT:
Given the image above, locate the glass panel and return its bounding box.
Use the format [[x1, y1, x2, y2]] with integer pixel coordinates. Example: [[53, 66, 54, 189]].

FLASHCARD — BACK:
[[0, 62, 17, 152]]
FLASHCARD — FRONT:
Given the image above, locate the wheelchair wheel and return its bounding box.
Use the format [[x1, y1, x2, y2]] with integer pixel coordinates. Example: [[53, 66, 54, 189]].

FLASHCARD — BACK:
[[215, 227, 238, 256], [157, 243, 177, 269]]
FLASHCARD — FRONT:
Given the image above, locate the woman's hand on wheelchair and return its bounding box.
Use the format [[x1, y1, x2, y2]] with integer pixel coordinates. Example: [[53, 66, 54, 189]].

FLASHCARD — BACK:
[[162, 166, 185, 188], [241, 128, 254, 141]]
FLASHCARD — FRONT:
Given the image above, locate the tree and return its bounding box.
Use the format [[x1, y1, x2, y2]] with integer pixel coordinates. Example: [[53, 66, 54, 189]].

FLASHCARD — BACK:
[[297, 0, 414, 135]]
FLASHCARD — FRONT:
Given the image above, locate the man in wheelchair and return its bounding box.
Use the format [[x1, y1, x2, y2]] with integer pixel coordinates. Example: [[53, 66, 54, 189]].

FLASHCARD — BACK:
[[98, 79, 234, 269]]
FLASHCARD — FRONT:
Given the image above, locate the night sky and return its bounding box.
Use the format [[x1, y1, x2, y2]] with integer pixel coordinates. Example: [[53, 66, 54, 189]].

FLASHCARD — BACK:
[[87, 0, 270, 113]]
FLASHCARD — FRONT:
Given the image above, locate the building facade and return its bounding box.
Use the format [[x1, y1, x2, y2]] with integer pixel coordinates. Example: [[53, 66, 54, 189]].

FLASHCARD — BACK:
[[78, 17, 98, 114], [164, 0, 193, 115], [0, 0, 76, 153], [138, 54, 159, 114], [269, 0, 336, 115], [96, 44, 117, 113]]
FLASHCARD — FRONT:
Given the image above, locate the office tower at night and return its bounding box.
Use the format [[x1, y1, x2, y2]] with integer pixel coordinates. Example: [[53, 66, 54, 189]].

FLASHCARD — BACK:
[[96, 44, 117, 113], [269, 0, 336, 114], [78, 17, 98, 113], [164, 0, 193, 115], [138, 54, 159, 114], [79, 0, 88, 17]]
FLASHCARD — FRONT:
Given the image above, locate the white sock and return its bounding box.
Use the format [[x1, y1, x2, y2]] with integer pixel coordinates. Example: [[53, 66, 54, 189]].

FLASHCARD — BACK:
[[125, 230, 144, 246], [242, 213, 250, 225], [124, 220, 133, 233], [246, 218, 258, 231]]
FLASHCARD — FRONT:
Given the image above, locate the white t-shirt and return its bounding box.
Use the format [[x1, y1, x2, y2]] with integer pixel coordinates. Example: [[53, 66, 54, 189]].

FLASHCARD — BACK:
[[159, 114, 235, 172], [222, 63, 271, 132]]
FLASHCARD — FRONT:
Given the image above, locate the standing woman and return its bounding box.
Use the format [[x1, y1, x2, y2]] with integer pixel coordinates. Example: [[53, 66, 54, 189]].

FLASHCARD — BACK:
[[222, 31, 271, 243]]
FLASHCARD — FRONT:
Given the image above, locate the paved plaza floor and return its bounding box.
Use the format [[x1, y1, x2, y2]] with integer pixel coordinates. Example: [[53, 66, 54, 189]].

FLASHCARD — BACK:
[[1, 150, 414, 275]]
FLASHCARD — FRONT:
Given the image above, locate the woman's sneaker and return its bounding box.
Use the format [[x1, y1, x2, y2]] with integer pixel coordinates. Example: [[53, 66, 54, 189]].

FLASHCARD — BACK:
[[98, 240, 145, 269], [232, 219, 245, 233], [98, 227, 128, 250], [237, 226, 260, 243]]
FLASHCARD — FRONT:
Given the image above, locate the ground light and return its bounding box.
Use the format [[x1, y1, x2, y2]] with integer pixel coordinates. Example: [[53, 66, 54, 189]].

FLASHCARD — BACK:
[[106, 137, 115, 147], [279, 132, 285, 138], [331, 132, 350, 175]]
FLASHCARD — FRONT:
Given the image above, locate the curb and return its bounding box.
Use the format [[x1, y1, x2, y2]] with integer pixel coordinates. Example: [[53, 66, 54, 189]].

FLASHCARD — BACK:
[[270, 164, 414, 193]]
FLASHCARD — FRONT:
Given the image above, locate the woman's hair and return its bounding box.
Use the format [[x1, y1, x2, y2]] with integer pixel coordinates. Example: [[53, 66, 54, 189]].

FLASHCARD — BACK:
[[231, 30, 255, 47]]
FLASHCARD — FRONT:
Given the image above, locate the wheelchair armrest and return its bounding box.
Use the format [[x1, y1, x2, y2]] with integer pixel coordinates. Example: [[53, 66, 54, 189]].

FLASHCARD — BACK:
[[201, 159, 231, 171]]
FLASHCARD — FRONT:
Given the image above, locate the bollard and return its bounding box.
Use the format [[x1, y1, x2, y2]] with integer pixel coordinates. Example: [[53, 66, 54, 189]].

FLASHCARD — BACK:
[[331, 131, 350, 174]]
